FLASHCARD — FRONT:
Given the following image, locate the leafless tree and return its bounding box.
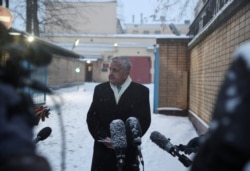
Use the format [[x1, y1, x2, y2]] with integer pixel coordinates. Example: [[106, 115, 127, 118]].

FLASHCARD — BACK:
[[149, 0, 199, 23], [10, 0, 85, 36]]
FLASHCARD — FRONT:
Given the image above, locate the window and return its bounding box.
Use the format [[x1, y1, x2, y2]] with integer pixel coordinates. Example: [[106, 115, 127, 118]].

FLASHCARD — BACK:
[[154, 30, 161, 34], [132, 30, 139, 34]]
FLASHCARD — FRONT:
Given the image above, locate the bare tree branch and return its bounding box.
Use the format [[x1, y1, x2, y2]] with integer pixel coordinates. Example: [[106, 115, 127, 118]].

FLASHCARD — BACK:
[[10, 0, 86, 35], [149, 0, 198, 23]]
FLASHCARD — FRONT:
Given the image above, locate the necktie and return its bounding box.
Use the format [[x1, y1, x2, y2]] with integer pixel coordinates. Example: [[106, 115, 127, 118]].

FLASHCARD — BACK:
[[117, 85, 122, 93]]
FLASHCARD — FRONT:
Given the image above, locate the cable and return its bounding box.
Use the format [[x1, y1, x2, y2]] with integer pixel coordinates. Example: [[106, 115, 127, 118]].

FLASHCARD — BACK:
[[48, 94, 66, 171]]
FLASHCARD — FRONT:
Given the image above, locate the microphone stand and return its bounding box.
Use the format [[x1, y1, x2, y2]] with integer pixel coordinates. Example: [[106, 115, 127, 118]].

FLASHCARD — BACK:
[[137, 146, 144, 170], [133, 138, 144, 171], [117, 159, 123, 171], [116, 150, 125, 171]]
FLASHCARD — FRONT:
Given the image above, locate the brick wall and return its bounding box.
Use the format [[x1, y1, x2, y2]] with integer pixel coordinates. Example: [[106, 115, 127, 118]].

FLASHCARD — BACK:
[[189, 2, 250, 124], [157, 38, 190, 113]]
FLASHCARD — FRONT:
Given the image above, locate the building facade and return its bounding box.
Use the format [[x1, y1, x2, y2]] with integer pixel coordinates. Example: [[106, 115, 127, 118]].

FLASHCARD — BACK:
[[41, 0, 190, 85]]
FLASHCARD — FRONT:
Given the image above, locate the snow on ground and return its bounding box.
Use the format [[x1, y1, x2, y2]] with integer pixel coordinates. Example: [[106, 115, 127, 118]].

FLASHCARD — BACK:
[[34, 83, 198, 171]]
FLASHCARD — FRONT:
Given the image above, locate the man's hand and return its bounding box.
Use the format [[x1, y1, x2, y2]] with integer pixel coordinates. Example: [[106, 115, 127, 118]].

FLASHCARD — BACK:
[[98, 137, 113, 149], [35, 105, 50, 122], [178, 144, 198, 155]]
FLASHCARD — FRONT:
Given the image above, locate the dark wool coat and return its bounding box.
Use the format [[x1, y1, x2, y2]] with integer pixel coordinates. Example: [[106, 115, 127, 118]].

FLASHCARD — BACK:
[[87, 81, 151, 171]]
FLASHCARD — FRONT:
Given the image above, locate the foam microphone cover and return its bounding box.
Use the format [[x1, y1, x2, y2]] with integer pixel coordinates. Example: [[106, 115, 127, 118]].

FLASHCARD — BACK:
[[37, 127, 52, 141], [110, 119, 127, 149], [150, 131, 170, 151], [126, 117, 142, 145]]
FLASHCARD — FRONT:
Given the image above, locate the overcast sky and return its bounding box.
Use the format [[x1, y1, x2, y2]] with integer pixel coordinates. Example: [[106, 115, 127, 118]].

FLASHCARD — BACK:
[[118, 0, 198, 24], [9, 0, 198, 31]]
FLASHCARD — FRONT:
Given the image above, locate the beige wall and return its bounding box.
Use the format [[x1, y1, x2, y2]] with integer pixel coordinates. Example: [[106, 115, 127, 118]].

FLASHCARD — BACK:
[[42, 1, 189, 84], [47, 55, 86, 88], [189, 1, 250, 124], [125, 23, 190, 35], [43, 33, 157, 83], [44, 1, 117, 34]]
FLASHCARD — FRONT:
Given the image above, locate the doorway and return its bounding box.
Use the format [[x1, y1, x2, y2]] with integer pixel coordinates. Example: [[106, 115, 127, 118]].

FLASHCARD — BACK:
[[85, 63, 93, 82]]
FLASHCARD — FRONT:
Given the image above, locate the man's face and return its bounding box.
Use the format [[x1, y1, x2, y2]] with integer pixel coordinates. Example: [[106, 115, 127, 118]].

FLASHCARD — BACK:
[[108, 61, 129, 85]]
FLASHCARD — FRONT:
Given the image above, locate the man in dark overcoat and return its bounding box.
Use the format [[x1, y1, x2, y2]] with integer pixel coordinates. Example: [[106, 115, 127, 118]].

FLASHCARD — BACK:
[[87, 56, 151, 171]]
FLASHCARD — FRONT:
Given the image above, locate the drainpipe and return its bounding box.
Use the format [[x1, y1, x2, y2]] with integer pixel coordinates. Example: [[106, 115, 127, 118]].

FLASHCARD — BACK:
[[153, 44, 159, 113]]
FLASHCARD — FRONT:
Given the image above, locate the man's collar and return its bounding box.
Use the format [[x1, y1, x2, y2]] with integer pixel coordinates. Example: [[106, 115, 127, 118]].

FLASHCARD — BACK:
[[110, 76, 132, 88]]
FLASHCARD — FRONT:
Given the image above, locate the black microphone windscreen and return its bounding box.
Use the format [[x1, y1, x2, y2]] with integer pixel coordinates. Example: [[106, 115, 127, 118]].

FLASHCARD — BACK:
[[110, 119, 127, 150], [150, 131, 171, 152], [37, 127, 52, 141], [126, 117, 142, 145], [150, 131, 193, 167], [22, 79, 52, 94]]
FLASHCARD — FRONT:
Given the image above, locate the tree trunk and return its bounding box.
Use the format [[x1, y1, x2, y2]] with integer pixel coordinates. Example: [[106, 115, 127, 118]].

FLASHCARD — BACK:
[[26, 0, 32, 33], [33, 0, 39, 36]]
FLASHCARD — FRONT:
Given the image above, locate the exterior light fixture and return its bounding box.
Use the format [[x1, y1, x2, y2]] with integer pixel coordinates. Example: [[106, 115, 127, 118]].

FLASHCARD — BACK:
[[75, 39, 80, 46], [72, 38, 80, 50], [27, 35, 35, 42], [75, 67, 80, 73], [8, 32, 21, 36]]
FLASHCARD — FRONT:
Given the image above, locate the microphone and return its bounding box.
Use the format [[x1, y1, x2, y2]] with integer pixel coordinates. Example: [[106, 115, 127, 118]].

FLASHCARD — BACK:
[[110, 119, 127, 169], [34, 127, 52, 144], [150, 131, 192, 167], [22, 78, 52, 94], [125, 117, 144, 166]]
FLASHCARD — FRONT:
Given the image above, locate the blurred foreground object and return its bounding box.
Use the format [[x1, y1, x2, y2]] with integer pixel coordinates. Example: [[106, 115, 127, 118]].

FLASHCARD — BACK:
[[0, 21, 52, 171], [178, 134, 205, 155], [0, 6, 13, 29], [0, 83, 51, 171], [191, 41, 250, 171]]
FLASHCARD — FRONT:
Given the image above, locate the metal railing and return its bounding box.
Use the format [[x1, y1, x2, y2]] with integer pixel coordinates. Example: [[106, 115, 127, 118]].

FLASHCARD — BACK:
[[188, 0, 232, 37]]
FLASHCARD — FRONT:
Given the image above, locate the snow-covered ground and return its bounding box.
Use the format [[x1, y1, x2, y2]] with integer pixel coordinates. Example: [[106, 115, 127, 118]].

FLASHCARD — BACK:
[[34, 83, 198, 171]]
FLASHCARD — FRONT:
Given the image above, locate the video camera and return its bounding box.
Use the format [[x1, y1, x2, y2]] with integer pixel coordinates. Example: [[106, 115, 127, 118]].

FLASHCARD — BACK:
[[0, 21, 53, 170], [0, 22, 52, 89], [0, 21, 52, 126]]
